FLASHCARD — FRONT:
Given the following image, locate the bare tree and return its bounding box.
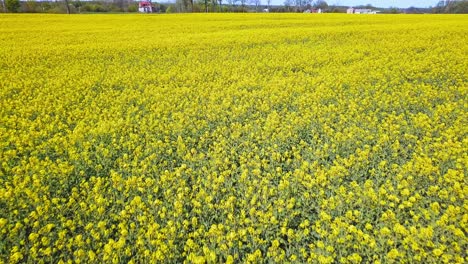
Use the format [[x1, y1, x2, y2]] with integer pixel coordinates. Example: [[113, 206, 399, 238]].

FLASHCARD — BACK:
[[210, 0, 216, 11], [314, 0, 328, 9], [294, 0, 302, 11], [176, 0, 193, 12], [203, 0, 218, 12], [240, 0, 246, 11], [284, 0, 292, 11], [114, 0, 127, 11], [250, 0, 260, 11], [267, 0, 271, 9], [63, 0, 71, 13], [1, 0, 6, 12], [176, 0, 184, 12], [227, 0, 238, 10]]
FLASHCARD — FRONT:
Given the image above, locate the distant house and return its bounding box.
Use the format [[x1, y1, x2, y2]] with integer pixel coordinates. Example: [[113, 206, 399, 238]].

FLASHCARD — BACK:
[[347, 7, 377, 14], [139, 1, 152, 13], [303, 8, 322, 13]]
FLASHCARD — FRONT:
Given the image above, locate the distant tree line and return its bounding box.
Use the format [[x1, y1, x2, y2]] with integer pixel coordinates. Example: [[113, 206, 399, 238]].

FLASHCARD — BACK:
[[0, 0, 142, 13], [433, 0, 468, 13], [1, 0, 467, 13]]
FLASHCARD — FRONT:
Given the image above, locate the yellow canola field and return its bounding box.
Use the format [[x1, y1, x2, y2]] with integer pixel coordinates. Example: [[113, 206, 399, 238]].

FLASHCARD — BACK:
[[0, 14, 467, 263]]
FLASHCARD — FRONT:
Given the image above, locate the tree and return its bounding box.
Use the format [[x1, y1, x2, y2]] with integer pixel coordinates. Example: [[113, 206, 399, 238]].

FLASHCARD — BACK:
[[314, 0, 327, 9], [452, 1, 468, 13], [210, 0, 217, 12], [1, 0, 6, 12], [63, 0, 71, 13], [433, 0, 468, 13], [294, 0, 303, 12], [176, 0, 185, 12], [5, 0, 20, 12], [72, 0, 83, 13], [284, 0, 292, 11], [175, 0, 192, 12], [250, 0, 260, 11], [388, 6, 399, 13], [113, 0, 127, 11], [197, 0, 216, 12], [239, 0, 246, 11], [24, 0, 39, 12]]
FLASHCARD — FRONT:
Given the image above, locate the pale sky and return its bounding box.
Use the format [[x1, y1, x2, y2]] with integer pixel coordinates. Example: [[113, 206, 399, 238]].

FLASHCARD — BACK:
[[273, 0, 439, 7], [327, 0, 437, 8]]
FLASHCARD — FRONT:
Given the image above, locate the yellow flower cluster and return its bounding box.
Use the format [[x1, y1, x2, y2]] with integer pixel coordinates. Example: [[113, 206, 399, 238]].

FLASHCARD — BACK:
[[0, 14, 467, 263]]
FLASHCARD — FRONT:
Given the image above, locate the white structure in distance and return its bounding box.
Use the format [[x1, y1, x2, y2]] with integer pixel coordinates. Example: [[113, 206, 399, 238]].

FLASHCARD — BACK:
[[303, 8, 322, 13], [347, 7, 378, 14], [139, 1, 152, 13]]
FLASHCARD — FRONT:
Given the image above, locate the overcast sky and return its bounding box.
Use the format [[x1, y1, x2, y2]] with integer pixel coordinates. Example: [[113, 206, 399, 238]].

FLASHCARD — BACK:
[[329, 0, 437, 7], [273, 0, 439, 7]]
